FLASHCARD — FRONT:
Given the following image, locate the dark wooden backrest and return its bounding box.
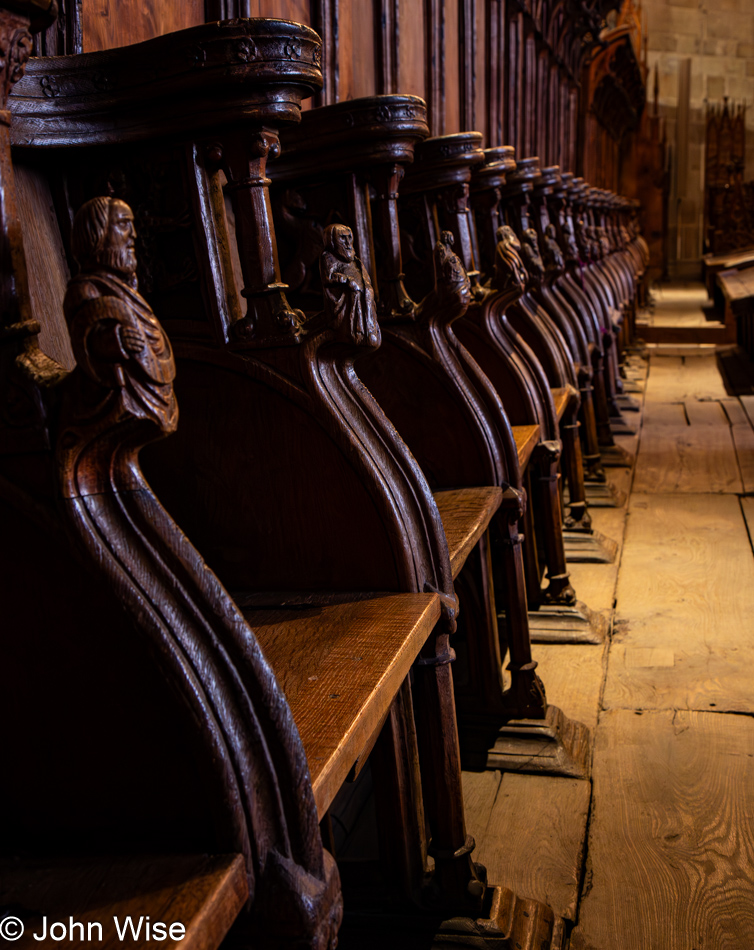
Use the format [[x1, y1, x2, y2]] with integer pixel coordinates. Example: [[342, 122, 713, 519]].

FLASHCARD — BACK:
[[271, 105, 523, 495], [3, 17, 348, 949], [10, 26, 456, 618]]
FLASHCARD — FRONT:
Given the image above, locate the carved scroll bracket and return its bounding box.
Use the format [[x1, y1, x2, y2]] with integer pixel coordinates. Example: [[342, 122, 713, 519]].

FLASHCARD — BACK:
[[207, 131, 306, 349]]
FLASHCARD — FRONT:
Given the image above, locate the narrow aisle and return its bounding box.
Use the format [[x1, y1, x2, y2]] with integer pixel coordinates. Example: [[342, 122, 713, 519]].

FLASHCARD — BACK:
[[571, 349, 754, 950]]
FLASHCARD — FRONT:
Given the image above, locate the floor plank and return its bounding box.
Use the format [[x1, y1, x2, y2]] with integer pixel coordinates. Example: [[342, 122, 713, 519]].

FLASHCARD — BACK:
[[603, 494, 754, 712], [471, 774, 590, 921], [740, 394, 754, 429], [685, 399, 730, 426], [571, 710, 754, 950], [642, 401, 687, 426], [645, 355, 728, 402], [531, 642, 606, 733], [721, 397, 750, 427], [633, 424, 742, 493], [732, 423, 754, 494]]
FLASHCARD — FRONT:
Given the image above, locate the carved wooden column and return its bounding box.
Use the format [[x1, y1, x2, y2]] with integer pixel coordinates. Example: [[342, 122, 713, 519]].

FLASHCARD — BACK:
[[212, 130, 306, 346], [0, 0, 63, 461]]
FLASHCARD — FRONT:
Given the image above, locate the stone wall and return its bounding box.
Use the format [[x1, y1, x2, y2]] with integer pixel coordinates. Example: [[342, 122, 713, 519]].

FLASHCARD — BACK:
[[645, 0, 754, 278]]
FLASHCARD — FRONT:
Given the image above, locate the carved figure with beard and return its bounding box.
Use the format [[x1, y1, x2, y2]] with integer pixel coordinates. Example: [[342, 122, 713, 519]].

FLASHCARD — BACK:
[[320, 223, 380, 346], [64, 197, 177, 433], [543, 223, 565, 275], [521, 227, 545, 281], [492, 225, 529, 293]]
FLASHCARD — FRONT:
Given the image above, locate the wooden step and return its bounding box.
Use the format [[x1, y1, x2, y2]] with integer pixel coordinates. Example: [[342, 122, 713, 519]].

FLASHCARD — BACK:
[[0, 854, 248, 950], [434, 487, 503, 579], [512, 423, 540, 470], [243, 592, 441, 817]]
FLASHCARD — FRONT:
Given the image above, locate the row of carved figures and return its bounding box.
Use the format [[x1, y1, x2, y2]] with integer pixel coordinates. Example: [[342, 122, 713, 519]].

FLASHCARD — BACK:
[[0, 11, 648, 950]]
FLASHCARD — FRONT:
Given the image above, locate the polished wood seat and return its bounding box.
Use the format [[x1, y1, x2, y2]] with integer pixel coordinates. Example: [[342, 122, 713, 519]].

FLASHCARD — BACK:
[[0, 855, 248, 950], [239, 593, 441, 818], [434, 487, 503, 579], [512, 424, 541, 470], [551, 387, 570, 422]]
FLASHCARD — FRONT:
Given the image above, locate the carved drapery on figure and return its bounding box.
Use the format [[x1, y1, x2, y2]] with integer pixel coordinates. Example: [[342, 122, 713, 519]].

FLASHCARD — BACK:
[[543, 223, 565, 276], [63, 197, 177, 437], [54, 196, 343, 950], [320, 223, 380, 347], [492, 225, 528, 294], [432, 230, 471, 309], [521, 227, 545, 282]]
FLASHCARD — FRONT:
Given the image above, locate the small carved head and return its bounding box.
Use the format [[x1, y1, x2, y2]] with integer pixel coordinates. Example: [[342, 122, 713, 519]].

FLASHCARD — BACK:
[[496, 225, 521, 253], [545, 223, 558, 241], [325, 223, 356, 262], [440, 230, 455, 249], [71, 197, 138, 287]]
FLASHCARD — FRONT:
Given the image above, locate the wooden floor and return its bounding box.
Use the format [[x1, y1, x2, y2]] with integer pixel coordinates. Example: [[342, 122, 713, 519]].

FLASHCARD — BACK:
[[463, 339, 754, 947]]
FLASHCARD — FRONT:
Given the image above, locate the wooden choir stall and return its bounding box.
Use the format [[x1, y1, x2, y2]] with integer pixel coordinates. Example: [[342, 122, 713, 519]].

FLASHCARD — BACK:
[[0, 2, 648, 948]]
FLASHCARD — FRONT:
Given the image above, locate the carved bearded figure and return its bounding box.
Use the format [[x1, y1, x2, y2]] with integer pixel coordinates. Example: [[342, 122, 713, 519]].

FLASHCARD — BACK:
[[64, 197, 177, 433], [521, 227, 546, 280], [320, 224, 380, 347], [543, 223, 565, 274], [493, 225, 529, 292]]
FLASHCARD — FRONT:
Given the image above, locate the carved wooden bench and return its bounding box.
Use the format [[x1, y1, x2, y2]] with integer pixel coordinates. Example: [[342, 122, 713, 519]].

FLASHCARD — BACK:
[[268, 96, 592, 774], [4, 19, 569, 950]]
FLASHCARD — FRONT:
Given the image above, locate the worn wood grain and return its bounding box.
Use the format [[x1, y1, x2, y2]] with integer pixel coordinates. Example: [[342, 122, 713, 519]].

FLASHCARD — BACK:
[[551, 386, 570, 421], [83, 0, 205, 52], [645, 354, 728, 402], [571, 710, 754, 950], [740, 497, 754, 562], [473, 773, 591, 921], [461, 769, 501, 845], [720, 397, 749, 427], [685, 399, 729, 426], [642, 401, 687, 426], [732, 423, 754, 494], [434, 487, 503, 579], [604, 494, 754, 712], [512, 423, 540, 471], [246, 593, 441, 817], [15, 163, 75, 370], [633, 424, 741, 494], [531, 642, 607, 733], [1, 854, 248, 950], [741, 394, 754, 430]]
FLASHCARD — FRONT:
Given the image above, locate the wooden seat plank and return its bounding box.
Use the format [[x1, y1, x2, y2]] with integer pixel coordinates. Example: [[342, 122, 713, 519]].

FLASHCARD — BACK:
[[433, 487, 503, 580], [512, 424, 540, 470], [551, 387, 570, 421], [244, 593, 441, 818], [0, 855, 248, 950]]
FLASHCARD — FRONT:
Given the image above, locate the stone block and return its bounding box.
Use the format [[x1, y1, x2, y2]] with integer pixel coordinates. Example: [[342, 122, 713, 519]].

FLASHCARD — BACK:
[[676, 33, 701, 54], [738, 42, 754, 58], [707, 11, 754, 39], [707, 75, 726, 98], [724, 57, 746, 76], [665, 6, 704, 35], [650, 32, 678, 52]]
